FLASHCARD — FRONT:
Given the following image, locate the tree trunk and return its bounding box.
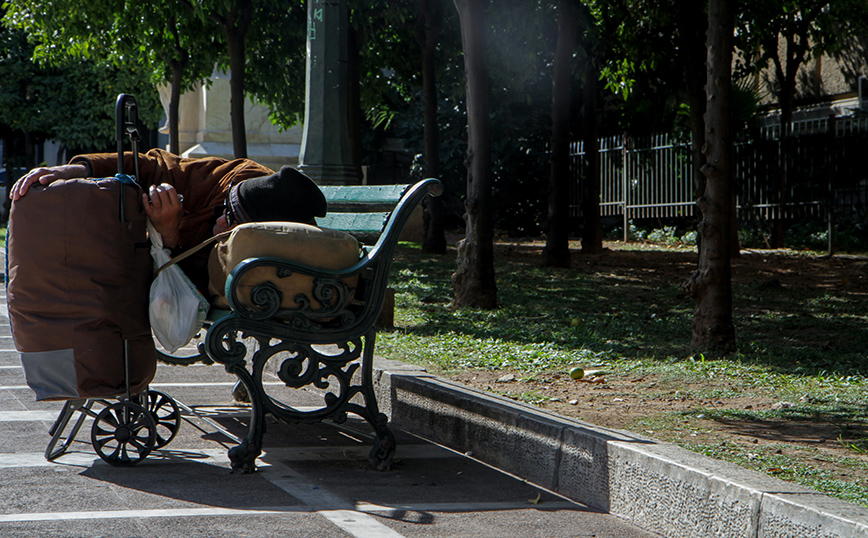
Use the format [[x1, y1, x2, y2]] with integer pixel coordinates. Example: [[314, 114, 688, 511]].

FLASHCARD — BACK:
[[418, 0, 447, 255], [675, 0, 708, 249], [451, 0, 497, 309], [683, 0, 736, 355], [169, 62, 183, 155], [771, 77, 796, 249], [2, 130, 10, 225], [579, 13, 602, 254], [166, 17, 188, 156], [543, 0, 579, 267], [219, 0, 253, 159], [23, 131, 34, 169], [769, 29, 807, 249]]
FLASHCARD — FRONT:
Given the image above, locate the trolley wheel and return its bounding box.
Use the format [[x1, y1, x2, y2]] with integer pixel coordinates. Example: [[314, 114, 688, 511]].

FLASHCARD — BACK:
[[91, 401, 156, 466], [138, 390, 181, 449]]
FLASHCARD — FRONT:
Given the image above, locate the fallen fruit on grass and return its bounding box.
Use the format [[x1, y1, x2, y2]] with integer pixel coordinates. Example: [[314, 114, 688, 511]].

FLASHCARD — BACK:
[[569, 367, 585, 379], [570, 318, 580, 327]]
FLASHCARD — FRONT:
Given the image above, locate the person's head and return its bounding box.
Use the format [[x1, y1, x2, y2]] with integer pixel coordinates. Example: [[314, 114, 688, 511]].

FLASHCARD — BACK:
[[213, 166, 327, 235]]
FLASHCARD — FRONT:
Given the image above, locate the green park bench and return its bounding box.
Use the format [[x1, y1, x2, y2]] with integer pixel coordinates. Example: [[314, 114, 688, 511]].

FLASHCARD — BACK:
[[36, 95, 443, 471], [157, 178, 443, 472]]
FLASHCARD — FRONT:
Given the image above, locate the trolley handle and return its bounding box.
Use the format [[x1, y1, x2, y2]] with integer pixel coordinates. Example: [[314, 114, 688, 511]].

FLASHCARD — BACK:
[[115, 94, 144, 223], [115, 94, 142, 183]]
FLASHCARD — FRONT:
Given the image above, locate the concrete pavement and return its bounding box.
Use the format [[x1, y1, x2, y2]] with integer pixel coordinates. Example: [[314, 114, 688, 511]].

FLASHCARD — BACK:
[[0, 283, 655, 538]]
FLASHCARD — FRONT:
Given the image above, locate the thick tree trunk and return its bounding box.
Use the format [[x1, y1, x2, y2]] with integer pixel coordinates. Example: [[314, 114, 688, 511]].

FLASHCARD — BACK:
[[675, 0, 708, 245], [417, 0, 447, 254], [544, 0, 579, 267], [452, 0, 497, 309], [683, 0, 736, 355]]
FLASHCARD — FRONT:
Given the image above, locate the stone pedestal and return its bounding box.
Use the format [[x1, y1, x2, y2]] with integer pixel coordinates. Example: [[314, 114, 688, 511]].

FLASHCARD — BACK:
[[158, 72, 303, 172]]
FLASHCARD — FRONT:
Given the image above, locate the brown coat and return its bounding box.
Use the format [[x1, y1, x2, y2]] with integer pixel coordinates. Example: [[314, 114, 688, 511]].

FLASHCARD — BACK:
[[73, 149, 274, 293], [73, 148, 274, 250]]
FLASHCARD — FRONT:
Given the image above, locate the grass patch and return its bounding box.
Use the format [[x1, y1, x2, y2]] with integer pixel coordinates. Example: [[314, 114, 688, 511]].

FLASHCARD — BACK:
[[379, 250, 690, 374], [377, 241, 868, 507], [687, 441, 868, 507], [381, 244, 868, 380]]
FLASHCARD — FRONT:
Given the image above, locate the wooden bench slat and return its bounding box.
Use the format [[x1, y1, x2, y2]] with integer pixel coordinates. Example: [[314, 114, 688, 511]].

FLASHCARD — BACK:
[[317, 212, 390, 234], [320, 185, 409, 211]]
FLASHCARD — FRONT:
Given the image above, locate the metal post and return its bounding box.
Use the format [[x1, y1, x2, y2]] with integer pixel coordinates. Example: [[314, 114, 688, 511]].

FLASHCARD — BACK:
[[124, 340, 132, 401], [622, 133, 628, 242], [827, 114, 836, 257]]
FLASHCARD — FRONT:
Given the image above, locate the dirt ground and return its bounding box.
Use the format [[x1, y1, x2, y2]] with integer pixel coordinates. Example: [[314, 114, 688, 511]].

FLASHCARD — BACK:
[[449, 241, 868, 492]]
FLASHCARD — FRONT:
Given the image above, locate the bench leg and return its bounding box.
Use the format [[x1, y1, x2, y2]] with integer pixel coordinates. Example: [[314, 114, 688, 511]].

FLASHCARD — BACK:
[[225, 365, 264, 474], [357, 330, 396, 470], [318, 330, 396, 470], [202, 324, 264, 473], [204, 318, 395, 472]]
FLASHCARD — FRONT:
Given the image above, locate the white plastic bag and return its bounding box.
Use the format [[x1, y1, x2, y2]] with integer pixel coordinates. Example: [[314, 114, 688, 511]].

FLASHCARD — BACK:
[[147, 221, 209, 353]]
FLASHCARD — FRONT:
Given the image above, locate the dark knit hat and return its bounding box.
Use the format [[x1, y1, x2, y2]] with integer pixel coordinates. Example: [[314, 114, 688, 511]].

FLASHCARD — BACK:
[[228, 166, 327, 225]]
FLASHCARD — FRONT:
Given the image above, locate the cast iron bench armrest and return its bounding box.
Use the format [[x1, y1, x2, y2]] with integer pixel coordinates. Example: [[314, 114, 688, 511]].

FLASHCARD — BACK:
[[222, 178, 441, 329]]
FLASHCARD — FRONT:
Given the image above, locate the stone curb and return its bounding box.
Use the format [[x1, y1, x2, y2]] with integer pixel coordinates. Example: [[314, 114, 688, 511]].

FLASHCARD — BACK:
[[372, 359, 868, 538]]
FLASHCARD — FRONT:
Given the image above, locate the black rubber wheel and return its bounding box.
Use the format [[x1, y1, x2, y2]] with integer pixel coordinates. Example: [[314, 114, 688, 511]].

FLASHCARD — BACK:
[[139, 390, 181, 449], [91, 401, 156, 466]]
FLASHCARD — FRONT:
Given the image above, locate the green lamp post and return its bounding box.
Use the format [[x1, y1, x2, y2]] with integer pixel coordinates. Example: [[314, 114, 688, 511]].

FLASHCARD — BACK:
[[299, 0, 359, 185]]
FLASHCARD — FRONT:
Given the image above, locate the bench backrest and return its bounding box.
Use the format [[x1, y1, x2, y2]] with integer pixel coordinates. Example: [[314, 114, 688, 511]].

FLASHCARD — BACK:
[[318, 184, 410, 241]]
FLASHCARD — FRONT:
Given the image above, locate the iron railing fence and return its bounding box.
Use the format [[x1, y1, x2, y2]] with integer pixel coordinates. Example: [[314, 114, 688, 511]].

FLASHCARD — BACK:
[[563, 118, 868, 238]]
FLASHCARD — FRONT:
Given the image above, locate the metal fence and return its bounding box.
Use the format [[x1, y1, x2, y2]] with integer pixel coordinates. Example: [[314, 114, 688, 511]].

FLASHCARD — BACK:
[[569, 116, 868, 237]]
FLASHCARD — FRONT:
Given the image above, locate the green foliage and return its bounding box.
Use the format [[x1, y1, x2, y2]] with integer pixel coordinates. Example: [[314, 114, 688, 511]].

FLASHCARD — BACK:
[[731, 76, 765, 132], [4, 0, 308, 137], [386, 1, 559, 235], [50, 60, 162, 152], [350, 0, 425, 119], [735, 0, 868, 77], [0, 20, 161, 153], [646, 226, 679, 245], [245, 0, 307, 129], [584, 0, 686, 134], [0, 24, 49, 135], [734, 0, 868, 123], [614, 222, 697, 247]]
